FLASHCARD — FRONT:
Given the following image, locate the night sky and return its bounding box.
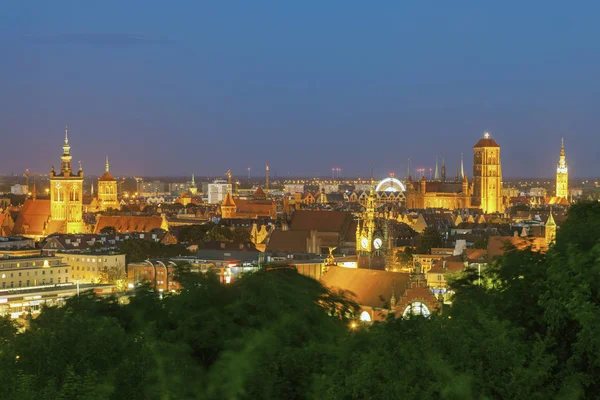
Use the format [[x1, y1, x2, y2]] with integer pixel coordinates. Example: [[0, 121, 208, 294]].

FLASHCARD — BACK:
[[1, 2, 599, 179]]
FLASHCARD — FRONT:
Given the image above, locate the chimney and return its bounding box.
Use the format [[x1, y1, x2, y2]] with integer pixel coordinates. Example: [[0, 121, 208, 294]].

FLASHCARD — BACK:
[[265, 162, 270, 198]]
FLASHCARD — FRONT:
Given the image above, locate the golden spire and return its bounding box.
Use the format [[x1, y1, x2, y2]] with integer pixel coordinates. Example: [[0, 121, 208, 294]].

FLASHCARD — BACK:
[[65, 126, 69, 144], [560, 137, 565, 157], [105, 155, 110, 173]]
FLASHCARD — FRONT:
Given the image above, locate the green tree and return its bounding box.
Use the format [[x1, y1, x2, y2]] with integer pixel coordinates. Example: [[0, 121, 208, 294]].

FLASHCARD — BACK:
[[396, 246, 415, 269], [416, 226, 443, 254]]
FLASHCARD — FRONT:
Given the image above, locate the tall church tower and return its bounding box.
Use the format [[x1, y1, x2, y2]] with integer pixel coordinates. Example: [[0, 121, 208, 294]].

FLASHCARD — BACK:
[[472, 132, 503, 214], [556, 138, 568, 198], [98, 156, 118, 211], [49, 127, 85, 233]]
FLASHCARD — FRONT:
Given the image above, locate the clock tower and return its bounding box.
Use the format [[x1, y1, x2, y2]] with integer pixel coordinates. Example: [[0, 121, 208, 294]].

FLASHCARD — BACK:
[[356, 180, 387, 269], [49, 127, 85, 234]]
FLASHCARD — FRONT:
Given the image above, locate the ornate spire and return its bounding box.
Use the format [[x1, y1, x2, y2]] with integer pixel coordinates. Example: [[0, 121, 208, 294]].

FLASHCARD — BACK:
[[434, 156, 439, 181], [105, 155, 110, 173], [191, 173, 195, 185], [560, 137, 565, 157], [460, 153, 465, 180], [60, 126, 73, 174]]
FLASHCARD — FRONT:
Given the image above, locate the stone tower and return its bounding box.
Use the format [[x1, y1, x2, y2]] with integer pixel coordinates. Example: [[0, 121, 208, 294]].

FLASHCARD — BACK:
[[472, 132, 503, 214], [49, 127, 85, 233], [556, 138, 568, 199], [98, 156, 118, 211]]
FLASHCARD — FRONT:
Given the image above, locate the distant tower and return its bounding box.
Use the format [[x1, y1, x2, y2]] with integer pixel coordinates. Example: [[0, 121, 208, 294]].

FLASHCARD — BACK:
[[49, 127, 85, 233], [441, 156, 446, 182], [98, 155, 118, 211], [472, 132, 503, 214], [406, 158, 411, 180], [460, 153, 465, 180], [545, 208, 557, 244], [434, 157, 440, 181], [221, 191, 237, 219], [265, 163, 270, 197], [556, 138, 568, 198], [189, 173, 198, 195]]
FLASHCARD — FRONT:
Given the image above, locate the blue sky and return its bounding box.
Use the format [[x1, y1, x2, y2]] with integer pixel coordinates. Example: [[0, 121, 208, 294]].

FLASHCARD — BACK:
[[1, 2, 599, 178]]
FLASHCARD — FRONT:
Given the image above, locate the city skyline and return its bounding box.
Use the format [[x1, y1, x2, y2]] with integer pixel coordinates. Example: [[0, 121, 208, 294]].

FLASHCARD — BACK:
[[2, 3, 599, 176]]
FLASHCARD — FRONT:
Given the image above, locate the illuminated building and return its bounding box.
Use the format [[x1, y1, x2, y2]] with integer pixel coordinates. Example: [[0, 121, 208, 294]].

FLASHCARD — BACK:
[[49, 128, 85, 234], [188, 174, 198, 195], [220, 187, 276, 219], [472, 132, 504, 213], [97, 156, 118, 211], [405, 156, 471, 210], [556, 138, 568, 198], [208, 181, 232, 204]]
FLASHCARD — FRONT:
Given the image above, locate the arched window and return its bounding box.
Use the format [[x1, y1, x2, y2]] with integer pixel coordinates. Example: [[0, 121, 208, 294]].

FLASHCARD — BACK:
[[359, 311, 372, 323], [402, 302, 431, 318]]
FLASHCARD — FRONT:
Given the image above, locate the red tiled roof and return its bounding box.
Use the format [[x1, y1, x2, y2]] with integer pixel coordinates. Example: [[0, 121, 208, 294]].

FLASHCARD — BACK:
[[429, 256, 465, 274], [94, 215, 165, 234], [98, 171, 116, 182], [222, 192, 236, 207], [13, 199, 51, 236], [289, 210, 352, 233], [253, 186, 266, 198], [487, 236, 548, 261], [473, 138, 500, 148], [321, 267, 411, 309], [266, 230, 310, 253]]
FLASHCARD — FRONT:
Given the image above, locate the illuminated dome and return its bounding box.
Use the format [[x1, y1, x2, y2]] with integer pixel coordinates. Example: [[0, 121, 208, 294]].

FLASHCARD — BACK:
[[375, 177, 406, 192]]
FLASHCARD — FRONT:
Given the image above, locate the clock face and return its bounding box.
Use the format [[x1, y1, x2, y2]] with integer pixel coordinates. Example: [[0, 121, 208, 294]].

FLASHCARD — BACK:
[[373, 238, 383, 249], [361, 237, 369, 249]]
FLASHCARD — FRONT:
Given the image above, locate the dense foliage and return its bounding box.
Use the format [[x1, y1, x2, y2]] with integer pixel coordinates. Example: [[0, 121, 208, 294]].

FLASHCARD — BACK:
[[118, 239, 190, 263], [0, 202, 599, 399]]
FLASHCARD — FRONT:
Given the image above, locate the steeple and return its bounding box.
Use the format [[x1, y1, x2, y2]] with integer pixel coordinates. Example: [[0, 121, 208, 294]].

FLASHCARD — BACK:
[[556, 138, 568, 198], [460, 153, 465, 180], [407, 158, 411, 181], [545, 207, 557, 244], [441, 156, 446, 182], [60, 126, 73, 174], [191, 173, 195, 185], [434, 156, 440, 181], [105, 155, 110, 173]]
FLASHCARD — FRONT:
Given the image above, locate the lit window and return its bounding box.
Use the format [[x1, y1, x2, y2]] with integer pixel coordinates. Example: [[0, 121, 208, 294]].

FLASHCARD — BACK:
[[402, 302, 431, 318]]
